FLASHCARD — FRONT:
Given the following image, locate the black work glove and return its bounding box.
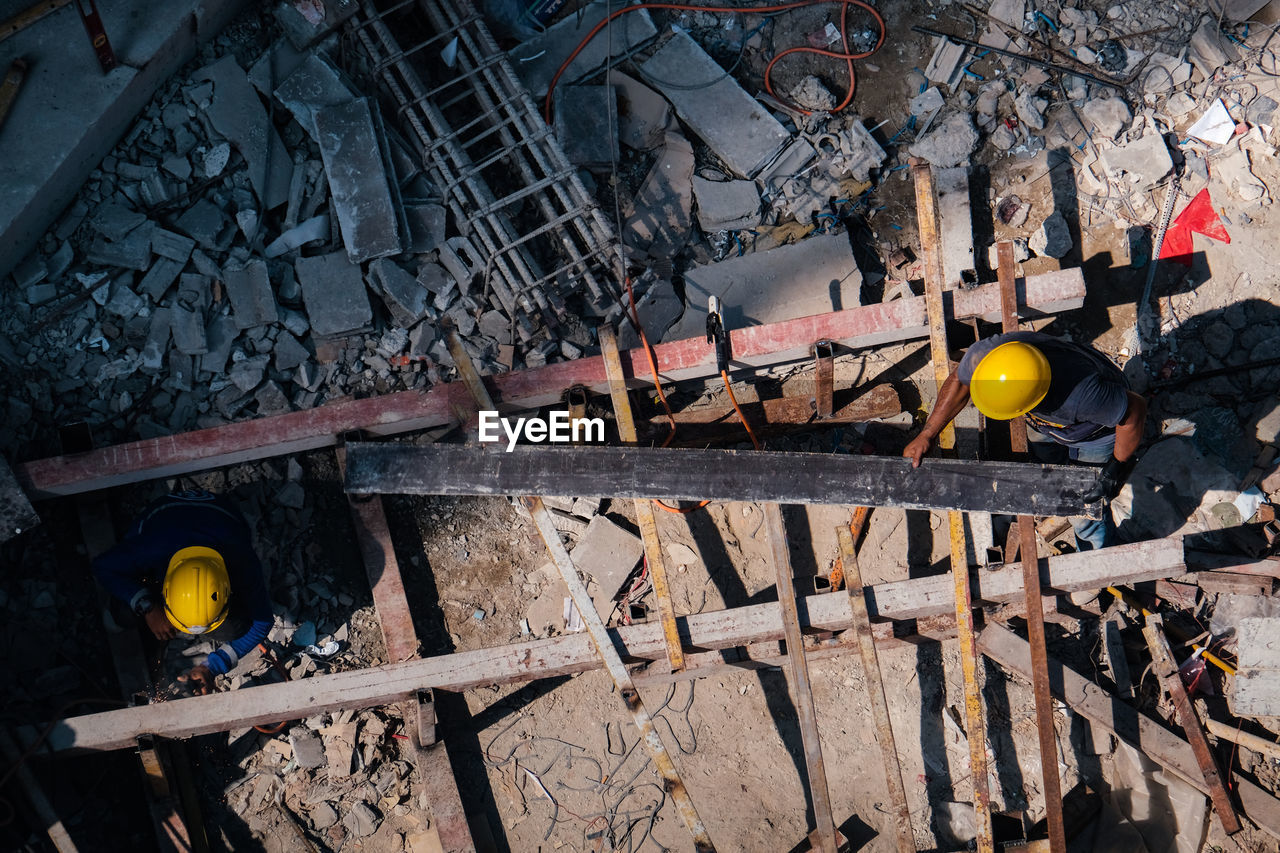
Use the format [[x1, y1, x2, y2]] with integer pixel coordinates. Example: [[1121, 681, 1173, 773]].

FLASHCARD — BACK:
[[1084, 454, 1136, 503]]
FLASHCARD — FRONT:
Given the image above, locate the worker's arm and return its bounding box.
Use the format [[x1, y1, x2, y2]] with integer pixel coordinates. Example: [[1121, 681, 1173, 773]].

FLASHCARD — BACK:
[[903, 371, 971, 467], [205, 538, 275, 678], [92, 538, 176, 640], [1084, 391, 1148, 503]]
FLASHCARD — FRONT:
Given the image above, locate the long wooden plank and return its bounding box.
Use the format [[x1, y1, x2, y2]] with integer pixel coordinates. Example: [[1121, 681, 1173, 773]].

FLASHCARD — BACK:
[[978, 622, 1280, 840], [837, 525, 914, 852], [914, 158, 994, 853], [999, 240, 1066, 853], [17, 274, 1085, 500], [525, 497, 716, 851], [25, 539, 1185, 756], [344, 444, 1097, 517], [1142, 617, 1241, 834], [764, 505, 839, 852], [600, 326, 684, 671]]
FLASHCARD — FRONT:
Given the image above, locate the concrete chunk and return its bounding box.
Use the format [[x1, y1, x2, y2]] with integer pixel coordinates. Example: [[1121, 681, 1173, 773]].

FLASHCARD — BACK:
[[194, 56, 292, 210], [368, 258, 430, 328], [691, 177, 760, 232], [314, 98, 403, 263], [667, 233, 862, 341], [230, 354, 270, 392], [274, 331, 310, 371], [170, 304, 208, 355], [86, 222, 153, 271], [511, 2, 657, 96], [175, 200, 230, 249], [296, 251, 373, 337], [289, 727, 326, 769], [200, 315, 239, 375], [613, 71, 671, 150], [264, 214, 329, 258], [554, 86, 619, 168], [274, 52, 356, 141], [1233, 617, 1280, 716], [1101, 133, 1174, 188], [223, 260, 279, 329], [151, 227, 195, 263], [639, 31, 790, 178], [103, 281, 144, 320], [90, 203, 148, 242], [622, 131, 694, 259], [570, 514, 643, 616], [403, 203, 446, 254], [140, 307, 172, 370]]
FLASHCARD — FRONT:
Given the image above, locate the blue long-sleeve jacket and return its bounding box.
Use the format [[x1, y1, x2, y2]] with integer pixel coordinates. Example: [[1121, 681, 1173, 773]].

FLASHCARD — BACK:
[[92, 490, 274, 676]]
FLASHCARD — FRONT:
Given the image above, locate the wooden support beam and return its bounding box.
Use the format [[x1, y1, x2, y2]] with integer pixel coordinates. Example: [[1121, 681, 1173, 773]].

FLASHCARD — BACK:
[[999, 240, 1067, 853], [24, 539, 1185, 756], [344, 444, 1098, 517], [639, 384, 901, 444], [914, 158, 994, 853], [764, 505, 839, 852], [17, 275, 1085, 500], [837, 524, 914, 852], [978, 623, 1280, 840], [1141, 616, 1241, 835], [600, 327, 684, 672], [525, 497, 716, 852], [335, 445, 476, 853]]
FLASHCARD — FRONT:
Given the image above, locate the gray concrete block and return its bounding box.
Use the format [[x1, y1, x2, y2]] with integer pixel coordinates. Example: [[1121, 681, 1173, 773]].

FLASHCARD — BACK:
[[296, 251, 373, 337], [255, 380, 291, 415], [936, 167, 974, 289], [622, 131, 693, 259], [612, 71, 670, 150], [103, 281, 144, 320], [570, 514, 643, 617], [367, 258, 430, 328], [554, 86, 618, 168], [314, 98, 403, 263], [140, 306, 172, 371], [274, 331, 310, 371], [86, 222, 153, 271], [639, 31, 790, 178], [691, 176, 760, 232], [274, 52, 356, 141], [194, 56, 292, 210], [1233, 616, 1280, 716], [223, 260, 279, 329], [666, 233, 863, 342], [175, 200, 230, 249], [511, 2, 657, 96], [200, 315, 239, 376], [170, 304, 208, 355], [230, 354, 269, 392], [274, 0, 358, 50], [151, 227, 195, 263], [403, 203, 447, 254], [138, 257, 185, 302], [176, 273, 212, 312], [90, 203, 148, 242]]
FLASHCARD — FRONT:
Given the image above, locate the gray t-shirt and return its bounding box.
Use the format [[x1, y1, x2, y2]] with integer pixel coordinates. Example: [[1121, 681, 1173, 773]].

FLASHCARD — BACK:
[[957, 331, 1129, 445]]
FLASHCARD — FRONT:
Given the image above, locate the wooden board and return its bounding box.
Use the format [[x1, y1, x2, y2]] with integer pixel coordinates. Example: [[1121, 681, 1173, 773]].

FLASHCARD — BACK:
[[24, 538, 1185, 756], [17, 271, 1085, 500], [979, 622, 1280, 840], [344, 444, 1099, 517]]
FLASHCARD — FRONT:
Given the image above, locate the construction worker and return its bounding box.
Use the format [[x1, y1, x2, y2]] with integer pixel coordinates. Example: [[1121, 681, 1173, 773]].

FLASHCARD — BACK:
[[903, 331, 1147, 550], [92, 489, 274, 695]]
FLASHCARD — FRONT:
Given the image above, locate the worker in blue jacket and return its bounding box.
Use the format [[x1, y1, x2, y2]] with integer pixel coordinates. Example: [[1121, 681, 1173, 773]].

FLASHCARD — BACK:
[[92, 489, 274, 695]]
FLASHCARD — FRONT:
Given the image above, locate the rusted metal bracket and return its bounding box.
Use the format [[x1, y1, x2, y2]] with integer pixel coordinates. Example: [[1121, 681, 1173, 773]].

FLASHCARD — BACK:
[[813, 340, 834, 418], [74, 0, 115, 73], [837, 522, 914, 852], [1141, 615, 1242, 835], [600, 326, 684, 672], [524, 496, 716, 851], [763, 504, 839, 852], [913, 159, 994, 853], [998, 239, 1066, 853]]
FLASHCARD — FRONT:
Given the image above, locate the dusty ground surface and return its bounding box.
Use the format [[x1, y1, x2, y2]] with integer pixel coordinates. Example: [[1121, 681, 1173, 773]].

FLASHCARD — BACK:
[[5, 0, 1280, 851]]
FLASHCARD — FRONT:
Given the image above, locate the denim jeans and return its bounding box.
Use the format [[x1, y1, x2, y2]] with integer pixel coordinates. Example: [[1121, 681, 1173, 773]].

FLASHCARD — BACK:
[[1028, 432, 1117, 551]]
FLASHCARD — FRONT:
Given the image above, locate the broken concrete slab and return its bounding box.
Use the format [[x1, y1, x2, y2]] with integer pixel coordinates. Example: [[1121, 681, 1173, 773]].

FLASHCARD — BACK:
[[640, 31, 790, 178], [230, 354, 270, 392], [510, 2, 657, 96], [170, 304, 208, 356], [86, 222, 154, 271], [314, 98, 403, 263], [403, 203, 446, 254], [138, 257, 185, 302], [908, 113, 979, 169], [296, 251, 373, 337], [1031, 211, 1073, 259], [275, 0, 359, 50], [264, 214, 329, 258], [289, 727, 326, 769], [273, 52, 356, 142], [1102, 133, 1174, 187], [223, 260, 279, 329], [1079, 97, 1132, 140], [612, 71, 671, 150], [368, 258, 431, 328], [274, 331, 310, 371], [176, 200, 231, 250], [1233, 617, 1280, 717], [617, 277, 682, 348], [193, 55, 292, 210], [140, 306, 172, 371], [200, 315, 239, 375], [667, 232, 862, 342], [691, 176, 761, 233], [150, 227, 196, 263], [622, 131, 694, 259], [924, 36, 968, 87], [90, 203, 148, 242], [103, 280, 145, 321], [936, 167, 974, 288], [570, 514, 643, 616], [554, 85, 619, 168]]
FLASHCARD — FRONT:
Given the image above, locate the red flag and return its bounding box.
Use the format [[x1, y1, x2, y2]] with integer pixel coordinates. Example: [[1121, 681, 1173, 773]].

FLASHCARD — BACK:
[[1159, 188, 1230, 266]]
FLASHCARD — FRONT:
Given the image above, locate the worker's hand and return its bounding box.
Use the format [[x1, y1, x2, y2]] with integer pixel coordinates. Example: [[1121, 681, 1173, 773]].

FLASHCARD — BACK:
[[903, 434, 933, 469], [144, 607, 176, 641], [181, 664, 216, 696], [1083, 455, 1136, 503]]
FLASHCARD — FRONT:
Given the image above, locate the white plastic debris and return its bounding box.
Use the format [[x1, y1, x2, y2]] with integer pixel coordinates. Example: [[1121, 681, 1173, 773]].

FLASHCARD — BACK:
[[1187, 99, 1235, 145]]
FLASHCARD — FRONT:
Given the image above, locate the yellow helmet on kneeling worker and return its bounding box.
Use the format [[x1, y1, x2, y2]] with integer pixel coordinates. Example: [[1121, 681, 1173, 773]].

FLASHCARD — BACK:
[[163, 546, 231, 634], [969, 341, 1051, 420]]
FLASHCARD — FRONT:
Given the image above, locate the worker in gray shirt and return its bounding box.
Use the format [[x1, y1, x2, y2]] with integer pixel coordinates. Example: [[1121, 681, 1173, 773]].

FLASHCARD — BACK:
[[903, 331, 1148, 550]]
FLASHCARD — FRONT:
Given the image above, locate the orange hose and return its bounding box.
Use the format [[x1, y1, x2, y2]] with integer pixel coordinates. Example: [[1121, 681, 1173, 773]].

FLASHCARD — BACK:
[[543, 0, 887, 123]]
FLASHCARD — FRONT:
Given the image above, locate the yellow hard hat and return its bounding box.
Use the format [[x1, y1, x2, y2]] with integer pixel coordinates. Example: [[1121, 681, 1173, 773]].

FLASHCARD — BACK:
[[162, 546, 231, 635], [969, 341, 1051, 420]]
